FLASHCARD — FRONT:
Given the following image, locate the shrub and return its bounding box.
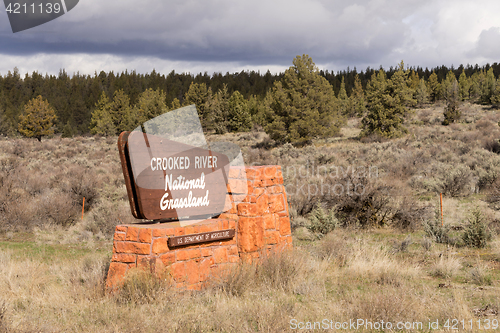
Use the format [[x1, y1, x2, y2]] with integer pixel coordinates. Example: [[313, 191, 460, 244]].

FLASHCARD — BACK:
[[331, 175, 392, 228], [462, 208, 491, 248], [307, 204, 338, 236], [483, 138, 500, 154], [67, 167, 100, 211], [85, 200, 136, 237], [391, 196, 431, 231], [424, 215, 451, 244], [40, 189, 79, 226], [487, 178, 500, 209], [289, 215, 308, 231], [437, 165, 473, 197]]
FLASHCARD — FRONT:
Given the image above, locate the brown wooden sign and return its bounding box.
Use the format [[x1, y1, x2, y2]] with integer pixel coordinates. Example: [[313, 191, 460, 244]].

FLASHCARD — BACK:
[[168, 229, 235, 248], [118, 131, 230, 221]]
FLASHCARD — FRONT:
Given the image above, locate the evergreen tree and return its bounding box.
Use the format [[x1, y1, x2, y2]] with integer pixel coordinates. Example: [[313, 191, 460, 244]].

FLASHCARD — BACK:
[[170, 98, 181, 110], [408, 70, 420, 91], [227, 91, 252, 132], [264, 55, 344, 145], [89, 92, 116, 136], [111, 89, 136, 133], [427, 72, 441, 102], [247, 95, 266, 126], [347, 74, 366, 116], [18, 95, 57, 141], [0, 90, 16, 136], [361, 64, 410, 138], [61, 121, 74, 138], [391, 61, 416, 108], [458, 70, 470, 101], [469, 72, 481, 101], [135, 88, 168, 124], [415, 78, 429, 107], [491, 80, 500, 108], [184, 82, 210, 125], [205, 84, 230, 134], [441, 71, 457, 101], [480, 68, 496, 104], [69, 88, 90, 134], [337, 76, 349, 116], [443, 80, 461, 125]]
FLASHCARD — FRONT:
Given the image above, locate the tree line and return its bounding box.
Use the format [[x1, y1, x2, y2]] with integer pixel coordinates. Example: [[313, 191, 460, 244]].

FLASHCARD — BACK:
[[2, 56, 500, 144]]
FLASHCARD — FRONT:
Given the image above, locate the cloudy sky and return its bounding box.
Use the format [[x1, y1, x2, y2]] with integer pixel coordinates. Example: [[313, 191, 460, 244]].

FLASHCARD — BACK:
[[0, 0, 499, 77]]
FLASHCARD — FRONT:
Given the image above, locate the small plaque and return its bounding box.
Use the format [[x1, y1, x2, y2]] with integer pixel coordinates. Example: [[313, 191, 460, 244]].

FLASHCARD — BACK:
[[168, 229, 235, 248]]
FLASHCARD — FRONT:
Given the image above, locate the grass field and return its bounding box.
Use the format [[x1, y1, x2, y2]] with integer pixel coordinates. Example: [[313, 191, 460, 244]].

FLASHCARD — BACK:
[[0, 104, 499, 332]]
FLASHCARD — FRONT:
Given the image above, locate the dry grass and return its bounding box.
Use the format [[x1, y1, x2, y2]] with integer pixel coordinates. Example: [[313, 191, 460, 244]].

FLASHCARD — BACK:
[[430, 253, 462, 279], [0, 104, 499, 331], [0, 228, 497, 332], [346, 240, 421, 287]]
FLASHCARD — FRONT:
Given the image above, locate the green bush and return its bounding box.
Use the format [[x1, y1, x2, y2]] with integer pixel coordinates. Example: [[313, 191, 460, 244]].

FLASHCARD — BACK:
[[462, 208, 491, 248], [307, 204, 338, 236]]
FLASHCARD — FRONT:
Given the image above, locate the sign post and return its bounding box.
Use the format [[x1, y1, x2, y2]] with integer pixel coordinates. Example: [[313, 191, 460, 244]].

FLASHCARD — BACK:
[[107, 106, 292, 291]]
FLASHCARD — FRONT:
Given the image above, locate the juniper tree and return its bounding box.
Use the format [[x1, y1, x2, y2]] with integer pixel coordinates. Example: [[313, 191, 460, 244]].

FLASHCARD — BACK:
[[135, 88, 168, 124], [347, 74, 366, 116], [90, 90, 137, 135], [458, 70, 470, 101], [415, 78, 430, 107], [481, 68, 496, 104], [361, 62, 412, 138], [18, 95, 57, 142], [441, 71, 457, 101], [337, 76, 349, 116], [491, 80, 500, 108], [111, 89, 137, 133], [443, 80, 461, 125], [427, 72, 441, 102], [227, 91, 252, 132], [205, 84, 230, 134], [264, 55, 344, 145], [89, 92, 116, 136], [184, 82, 210, 126]]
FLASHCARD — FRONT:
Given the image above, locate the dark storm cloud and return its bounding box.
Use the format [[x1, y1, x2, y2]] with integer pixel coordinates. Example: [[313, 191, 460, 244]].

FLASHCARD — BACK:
[[0, 0, 498, 74], [0, 1, 420, 63]]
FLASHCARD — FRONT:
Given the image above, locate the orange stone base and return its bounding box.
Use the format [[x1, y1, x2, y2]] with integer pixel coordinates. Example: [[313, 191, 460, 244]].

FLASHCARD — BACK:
[[106, 165, 292, 291]]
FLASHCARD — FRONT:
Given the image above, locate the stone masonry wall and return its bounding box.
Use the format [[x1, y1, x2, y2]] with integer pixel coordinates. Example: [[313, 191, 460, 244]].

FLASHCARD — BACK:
[[106, 165, 292, 291]]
